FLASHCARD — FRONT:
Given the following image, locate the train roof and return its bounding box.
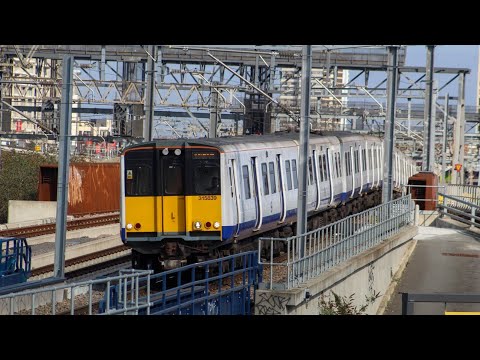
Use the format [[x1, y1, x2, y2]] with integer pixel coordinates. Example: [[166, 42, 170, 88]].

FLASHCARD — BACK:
[[123, 131, 383, 153], [317, 131, 381, 142]]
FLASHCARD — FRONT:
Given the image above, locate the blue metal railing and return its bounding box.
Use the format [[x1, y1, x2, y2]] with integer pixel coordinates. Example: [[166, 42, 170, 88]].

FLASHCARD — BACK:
[[0, 237, 31, 288], [99, 251, 262, 315]]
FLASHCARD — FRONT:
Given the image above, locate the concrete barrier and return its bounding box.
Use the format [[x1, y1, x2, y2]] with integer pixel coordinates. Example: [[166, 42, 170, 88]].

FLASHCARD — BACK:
[[8, 200, 57, 223], [255, 225, 418, 315], [32, 235, 123, 269]]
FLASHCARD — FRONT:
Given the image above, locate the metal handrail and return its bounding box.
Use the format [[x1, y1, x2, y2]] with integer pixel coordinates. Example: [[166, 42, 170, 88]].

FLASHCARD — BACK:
[[401, 292, 480, 315], [438, 193, 480, 210], [258, 195, 414, 290], [438, 192, 480, 229], [0, 269, 152, 315]]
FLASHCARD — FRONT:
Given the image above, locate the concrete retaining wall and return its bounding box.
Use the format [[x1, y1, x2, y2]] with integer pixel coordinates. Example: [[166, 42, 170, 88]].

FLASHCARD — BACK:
[[8, 200, 57, 223], [417, 210, 440, 226], [255, 225, 418, 315]]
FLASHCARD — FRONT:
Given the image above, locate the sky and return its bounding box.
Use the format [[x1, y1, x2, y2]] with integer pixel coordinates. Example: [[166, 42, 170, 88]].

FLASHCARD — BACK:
[[404, 45, 478, 106]]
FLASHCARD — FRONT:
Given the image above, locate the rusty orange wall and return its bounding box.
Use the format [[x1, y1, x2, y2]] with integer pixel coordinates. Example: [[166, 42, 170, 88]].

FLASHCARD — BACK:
[[38, 163, 120, 216]]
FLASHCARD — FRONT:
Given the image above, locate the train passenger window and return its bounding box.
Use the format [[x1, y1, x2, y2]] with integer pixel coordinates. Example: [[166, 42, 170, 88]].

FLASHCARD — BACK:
[[357, 151, 360, 173], [362, 149, 367, 171], [368, 148, 372, 170], [308, 157, 313, 185], [269, 162, 276, 193], [318, 155, 324, 182], [338, 152, 342, 176], [353, 150, 360, 173], [344, 152, 349, 176], [285, 160, 293, 190], [292, 159, 298, 189], [321, 154, 326, 181], [334, 153, 339, 178], [351, 152, 354, 175], [242, 165, 251, 199], [228, 167, 234, 197], [261, 162, 269, 195]]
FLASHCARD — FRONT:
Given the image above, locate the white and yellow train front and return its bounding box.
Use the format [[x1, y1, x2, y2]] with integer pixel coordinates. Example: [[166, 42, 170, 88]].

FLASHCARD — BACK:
[[120, 141, 222, 269]]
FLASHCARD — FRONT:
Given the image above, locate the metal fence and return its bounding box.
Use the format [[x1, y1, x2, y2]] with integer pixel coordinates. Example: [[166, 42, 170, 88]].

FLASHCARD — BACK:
[[0, 237, 31, 287], [443, 184, 480, 208], [258, 194, 414, 290], [438, 193, 480, 229], [99, 251, 261, 315], [0, 269, 152, 315]]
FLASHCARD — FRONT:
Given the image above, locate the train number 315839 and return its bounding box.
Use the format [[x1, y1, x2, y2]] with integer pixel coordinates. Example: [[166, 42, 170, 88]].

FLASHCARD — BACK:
[[198, 195, 217, 200]]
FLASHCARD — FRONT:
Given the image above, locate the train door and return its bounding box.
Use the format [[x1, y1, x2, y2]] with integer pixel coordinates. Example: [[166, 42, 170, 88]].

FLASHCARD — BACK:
[[349, 145, 355, 198], [260, 159, 279, 225], [251, 157, 263, 231], [313, 149, 321, 210], [318, 152, 331, 207], [276, 154, 287, 223], [326, 148, 334, 206], [229, 159, 241, 237], [160, 149, 186, 234], [359, 145, 364, 195]]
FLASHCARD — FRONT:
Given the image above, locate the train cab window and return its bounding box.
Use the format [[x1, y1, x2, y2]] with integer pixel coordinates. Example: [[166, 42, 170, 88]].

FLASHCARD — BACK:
[[129, 166, 153, 196], [125, 149, 154, 196], [242, 165, 251, 199], [193, 164, 220, 195], [268, 162, 276, 194], [285, 160, 293, 190], [191, 150, 220, 195], [292, 159, 298, 189], [261, 162, 269, 195]]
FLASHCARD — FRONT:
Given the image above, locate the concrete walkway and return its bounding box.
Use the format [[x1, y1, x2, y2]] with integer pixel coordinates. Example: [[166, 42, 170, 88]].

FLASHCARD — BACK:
[[384, 225, 480, 315]]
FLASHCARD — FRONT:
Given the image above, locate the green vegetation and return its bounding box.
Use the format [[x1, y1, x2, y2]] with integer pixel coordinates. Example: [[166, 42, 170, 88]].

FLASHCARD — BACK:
[[319, 290, 381, 315], [0, 150, 56, 224]]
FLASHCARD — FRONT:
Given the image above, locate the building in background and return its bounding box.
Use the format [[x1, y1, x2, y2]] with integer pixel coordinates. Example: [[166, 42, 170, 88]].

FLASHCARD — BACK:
[[277, 67, 349, 131]]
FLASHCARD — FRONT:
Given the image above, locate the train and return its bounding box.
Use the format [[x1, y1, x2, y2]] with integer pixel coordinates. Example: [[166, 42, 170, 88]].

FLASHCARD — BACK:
[[120, 131, 416, 271]]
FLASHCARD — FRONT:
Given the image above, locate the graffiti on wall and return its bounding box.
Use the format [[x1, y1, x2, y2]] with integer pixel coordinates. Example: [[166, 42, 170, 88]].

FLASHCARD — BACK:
[[256, 293, 289, 315]]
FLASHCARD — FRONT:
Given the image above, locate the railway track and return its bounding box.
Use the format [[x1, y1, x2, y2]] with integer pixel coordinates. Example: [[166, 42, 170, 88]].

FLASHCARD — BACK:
[[31, 244, 129, 277], [0, 213, 120, 238]]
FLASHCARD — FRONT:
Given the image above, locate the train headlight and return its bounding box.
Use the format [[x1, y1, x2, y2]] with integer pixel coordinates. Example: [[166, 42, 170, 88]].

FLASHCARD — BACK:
[[193, 221, 202, 230], [213, 221, 220, 229], [126, 223, 133, 230]]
